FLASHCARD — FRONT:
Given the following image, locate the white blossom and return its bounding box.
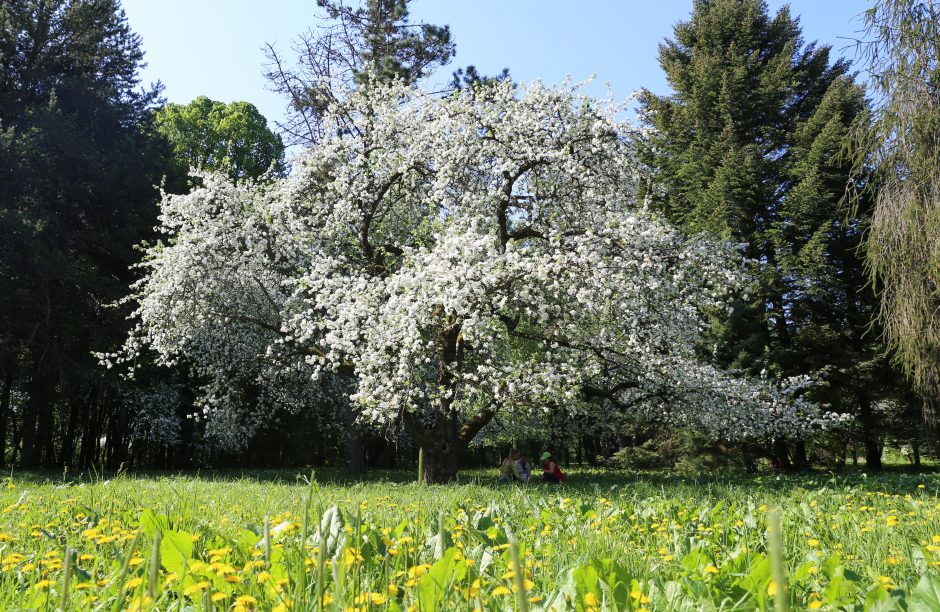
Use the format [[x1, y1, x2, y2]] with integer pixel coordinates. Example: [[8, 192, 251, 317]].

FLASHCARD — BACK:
[[110, 79, 839, 446]]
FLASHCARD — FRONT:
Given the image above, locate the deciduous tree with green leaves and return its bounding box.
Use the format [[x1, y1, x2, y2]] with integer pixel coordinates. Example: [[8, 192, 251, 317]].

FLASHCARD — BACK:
[[850, 0, 940, 417], [155, 96, 286, 184]]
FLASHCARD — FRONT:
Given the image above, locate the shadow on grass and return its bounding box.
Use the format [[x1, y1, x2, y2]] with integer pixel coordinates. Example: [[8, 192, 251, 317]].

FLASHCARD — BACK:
[[6, 463, 940, 497]]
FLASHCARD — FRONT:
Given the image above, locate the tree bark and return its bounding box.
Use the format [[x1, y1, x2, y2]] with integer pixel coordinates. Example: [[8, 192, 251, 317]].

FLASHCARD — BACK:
[[0, 369, 13, 469], [770, 439, 792, 471], [791, 439, 809, 471], [37, 381, 57, 468], [59, 395, 82, 467], [20, 355, 58, 469], [858, 394, 883, 471], [343, 404, 365, 474], [402, 407, 494, 484], [78, 396, 95, 469]]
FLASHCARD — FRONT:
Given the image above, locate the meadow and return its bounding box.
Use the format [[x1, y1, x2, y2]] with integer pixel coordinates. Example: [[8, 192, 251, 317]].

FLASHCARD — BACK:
[[0, 468, 939, 611]]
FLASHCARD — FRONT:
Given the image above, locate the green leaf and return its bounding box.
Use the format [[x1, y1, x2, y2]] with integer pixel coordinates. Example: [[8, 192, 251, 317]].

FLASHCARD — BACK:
[[415, 547, 466, 611], [734, 554, 770, 609], [910, 574, 940, 611], [139, 509, 169, 540], [315, 505, 345, 559], [160, 530, 193, 578], [572, 562, 602, 611]]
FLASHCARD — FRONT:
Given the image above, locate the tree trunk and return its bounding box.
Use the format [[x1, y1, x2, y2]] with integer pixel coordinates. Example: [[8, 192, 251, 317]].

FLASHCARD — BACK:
[[791, 439, 809, 471], [0, 369, 13, 469], [864, 439, 883, 471], [20, 356, 58, 469], [911, 439, 921, 467], [59, 396, 82, 467], [770, 439, 792, 471], [343, 404, 365, 474], [402, 407, 494, 484], [78, 397, 95, 469], [741, 443, 758, 472], [858, 394, 883, 471], [37, 383, 58, 468], [423, 434, 462, 484]]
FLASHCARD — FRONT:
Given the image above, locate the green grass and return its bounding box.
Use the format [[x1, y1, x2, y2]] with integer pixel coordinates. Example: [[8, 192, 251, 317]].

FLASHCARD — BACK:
[[0, 468, 939, 610]]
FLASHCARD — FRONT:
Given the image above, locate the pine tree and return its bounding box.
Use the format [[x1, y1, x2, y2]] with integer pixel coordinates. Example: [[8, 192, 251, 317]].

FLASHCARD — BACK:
[[0, 0, 174, 468], [265, 0, 454, 145], [639, 0, 895, 469]]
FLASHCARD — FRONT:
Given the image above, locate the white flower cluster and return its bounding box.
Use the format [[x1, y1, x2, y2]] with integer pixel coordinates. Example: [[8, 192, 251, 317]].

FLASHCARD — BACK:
[[114, 79, 838, 444]]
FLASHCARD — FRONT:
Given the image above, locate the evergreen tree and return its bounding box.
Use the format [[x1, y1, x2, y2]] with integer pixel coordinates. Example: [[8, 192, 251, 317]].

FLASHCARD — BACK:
[[639, 0, 897, 468], [0, 0, 175, 467], [265, 0, 454, 145]]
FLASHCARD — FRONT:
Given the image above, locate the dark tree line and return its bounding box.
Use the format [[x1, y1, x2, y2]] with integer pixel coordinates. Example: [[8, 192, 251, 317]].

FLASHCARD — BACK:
[[0, 0, 174, 469], [637, 0, 936, 471]]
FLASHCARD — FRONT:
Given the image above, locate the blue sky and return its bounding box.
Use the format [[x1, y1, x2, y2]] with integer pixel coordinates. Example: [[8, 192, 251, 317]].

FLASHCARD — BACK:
[[123, 1, 872, 131]]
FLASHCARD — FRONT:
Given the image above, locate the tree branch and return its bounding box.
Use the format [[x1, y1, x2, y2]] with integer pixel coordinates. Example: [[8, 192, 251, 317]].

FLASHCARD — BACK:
[[459, 407, 495, 443]]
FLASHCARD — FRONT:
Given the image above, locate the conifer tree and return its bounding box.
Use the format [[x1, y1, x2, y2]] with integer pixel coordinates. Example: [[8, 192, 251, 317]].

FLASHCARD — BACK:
[[265, 0, 454, 145], [0, 0, 174, 467], [640, 0, 891, 468]]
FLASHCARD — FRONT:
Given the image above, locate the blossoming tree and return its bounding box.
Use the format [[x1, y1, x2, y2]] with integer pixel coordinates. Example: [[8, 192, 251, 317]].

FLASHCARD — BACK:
[[113, 80, 830, 482]]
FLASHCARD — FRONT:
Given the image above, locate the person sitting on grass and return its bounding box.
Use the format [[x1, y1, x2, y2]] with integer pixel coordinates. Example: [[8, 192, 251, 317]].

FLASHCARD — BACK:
[[541, 451, 565, 483], [498, 448, 528, 483], [515, 454, 533, 482]]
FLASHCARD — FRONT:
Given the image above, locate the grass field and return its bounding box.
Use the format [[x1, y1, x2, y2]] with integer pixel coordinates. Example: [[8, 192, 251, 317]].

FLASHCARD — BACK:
[[0, 468, 939, 610]]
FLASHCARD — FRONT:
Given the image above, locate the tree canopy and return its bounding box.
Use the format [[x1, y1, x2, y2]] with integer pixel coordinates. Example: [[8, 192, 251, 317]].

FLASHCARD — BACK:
[[851, 0, 940, 413], [639, 0, 897, 469], [113, 79, 834, 482], [0, 0, 175, 468], [265, 0, 454, 144], [155, 96, 286, 184]]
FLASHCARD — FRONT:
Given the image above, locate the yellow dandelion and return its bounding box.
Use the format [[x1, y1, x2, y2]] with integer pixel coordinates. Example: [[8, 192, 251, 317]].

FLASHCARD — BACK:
[[125, 576, 144, 590], [183, 580, 210, 596], [127, 595, 154, 612]]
